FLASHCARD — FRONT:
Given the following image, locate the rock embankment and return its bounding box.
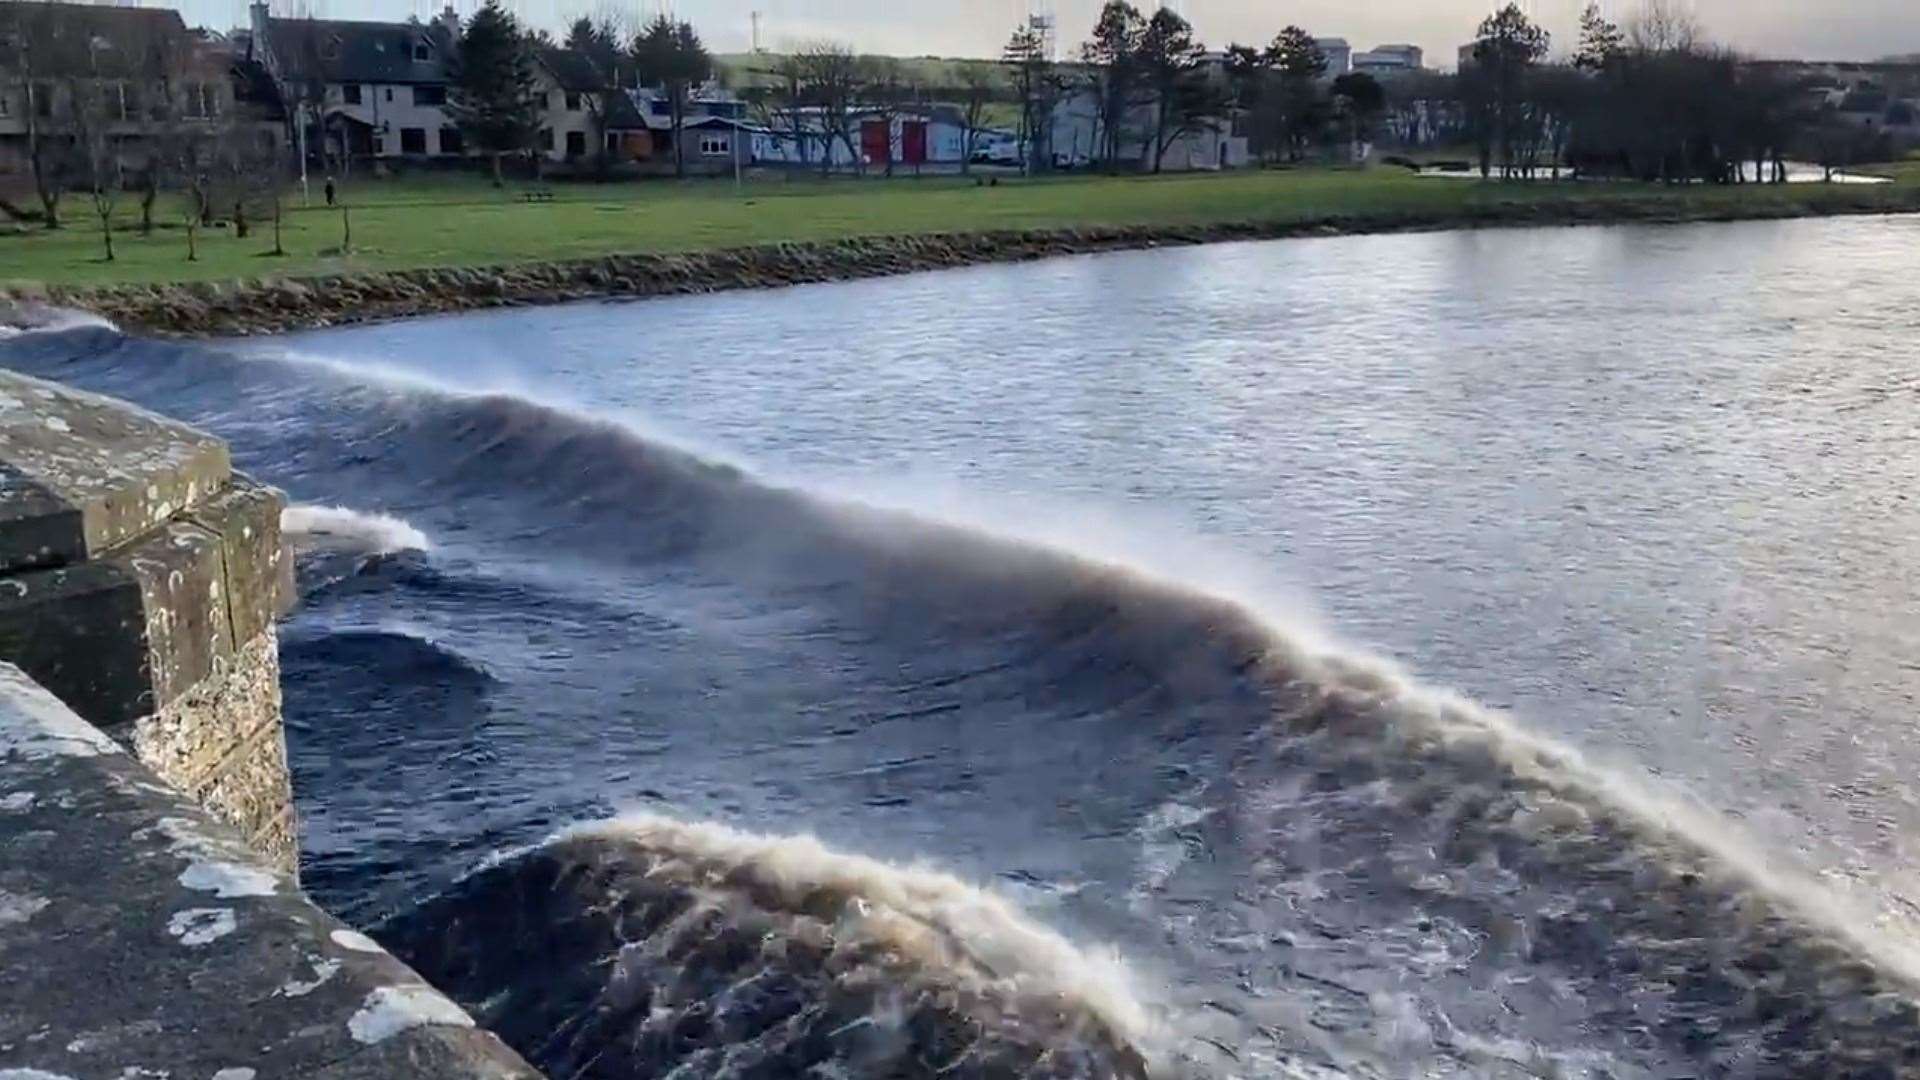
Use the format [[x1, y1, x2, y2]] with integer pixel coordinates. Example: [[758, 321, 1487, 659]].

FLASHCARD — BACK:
[[10, 192, 1920, 337]]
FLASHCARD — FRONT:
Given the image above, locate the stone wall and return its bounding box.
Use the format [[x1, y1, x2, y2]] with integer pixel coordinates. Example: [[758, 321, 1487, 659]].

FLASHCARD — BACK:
[[0, 661, 539, 1078], [0, 369, 298, 867]]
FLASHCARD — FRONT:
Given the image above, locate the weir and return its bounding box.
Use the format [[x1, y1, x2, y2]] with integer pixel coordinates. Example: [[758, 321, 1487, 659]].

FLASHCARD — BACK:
[[0, 368, 537, 1077]]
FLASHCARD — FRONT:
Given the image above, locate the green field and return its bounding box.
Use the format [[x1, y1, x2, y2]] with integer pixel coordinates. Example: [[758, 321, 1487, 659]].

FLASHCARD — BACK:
[[4, 166, 1917, 289]]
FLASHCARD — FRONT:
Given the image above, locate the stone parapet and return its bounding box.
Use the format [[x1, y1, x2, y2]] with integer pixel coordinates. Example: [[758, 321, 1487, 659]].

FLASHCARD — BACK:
[[0, 369, 297, 867], [0, 662, 540, 1078]]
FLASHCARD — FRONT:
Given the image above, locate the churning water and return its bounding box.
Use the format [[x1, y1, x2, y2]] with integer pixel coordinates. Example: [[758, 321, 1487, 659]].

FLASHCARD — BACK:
[[9, 215, 1920, 1078]]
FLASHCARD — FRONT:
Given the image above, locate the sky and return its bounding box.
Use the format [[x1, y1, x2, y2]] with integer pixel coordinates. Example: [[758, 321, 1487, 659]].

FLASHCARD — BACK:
[[195, 0, 1920, 66]]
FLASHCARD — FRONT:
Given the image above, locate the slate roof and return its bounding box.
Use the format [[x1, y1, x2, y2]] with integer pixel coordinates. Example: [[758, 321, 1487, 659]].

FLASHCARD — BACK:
[[265, 16, 453, 86], [0, 1, 192, 75], [536, 47, 602, 92]]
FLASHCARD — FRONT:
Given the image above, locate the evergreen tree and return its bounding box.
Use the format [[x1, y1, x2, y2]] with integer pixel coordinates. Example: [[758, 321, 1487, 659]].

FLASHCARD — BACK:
[[1574, 3, 1626, 71], [1266, 26, 1328, 161], [634, 15, 713, 179], [447, 1, 541, 185]]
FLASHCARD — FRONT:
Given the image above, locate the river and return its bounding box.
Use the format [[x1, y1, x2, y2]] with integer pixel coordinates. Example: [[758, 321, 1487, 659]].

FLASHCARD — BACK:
[[7, 214, 1920, 1078]]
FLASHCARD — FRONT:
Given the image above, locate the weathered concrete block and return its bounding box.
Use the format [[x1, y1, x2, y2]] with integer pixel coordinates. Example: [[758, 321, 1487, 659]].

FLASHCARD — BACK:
[[0, 663, 540, 1079], [0, 369, 296, 870], [0, 370, 231, 573]]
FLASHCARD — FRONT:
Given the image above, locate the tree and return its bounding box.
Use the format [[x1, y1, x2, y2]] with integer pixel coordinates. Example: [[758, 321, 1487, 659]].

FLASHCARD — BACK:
[[1135, 8, 1222, 173], [1004, 24, 1064, 173], [1628, 0, 1701, 54], [1080, 0, 1147, 170], [633, 14, 712, 179], [955, 64, 1002, 173], [794, 42, 862, 176], [1470, 4, 1550, 179], [447, 1, 541, 185], [0, 2, 83, 228], [1266, 26, 1328, 162], [1574, 3, 1625, 71], [743, 53, 816, 169], [1331, 72, 1386, 162]]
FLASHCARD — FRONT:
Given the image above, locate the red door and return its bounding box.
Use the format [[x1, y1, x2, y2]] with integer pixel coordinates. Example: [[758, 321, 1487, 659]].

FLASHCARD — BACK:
[[901, 121, 928, 166], [861, 121, 890, 166]]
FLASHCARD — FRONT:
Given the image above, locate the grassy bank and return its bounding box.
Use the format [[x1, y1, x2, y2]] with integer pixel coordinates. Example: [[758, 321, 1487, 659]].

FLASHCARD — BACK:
[[7, 166, 1920, 289]]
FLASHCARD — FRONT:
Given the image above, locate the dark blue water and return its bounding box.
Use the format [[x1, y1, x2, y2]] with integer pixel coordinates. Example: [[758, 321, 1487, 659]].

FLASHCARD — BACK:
[[9, 216, 1920, 1078]]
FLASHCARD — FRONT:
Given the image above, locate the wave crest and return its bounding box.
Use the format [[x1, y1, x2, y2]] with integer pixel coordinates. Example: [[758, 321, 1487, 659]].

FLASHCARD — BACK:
[[283, 504, 432, 555], [382, 813, 1161, 1079]]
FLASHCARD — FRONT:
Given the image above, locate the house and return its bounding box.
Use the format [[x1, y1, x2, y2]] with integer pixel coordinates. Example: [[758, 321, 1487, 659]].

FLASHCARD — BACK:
[[0, 1, 268, 180], [246, 1, 459, 167], [530, 47, 646, 167]]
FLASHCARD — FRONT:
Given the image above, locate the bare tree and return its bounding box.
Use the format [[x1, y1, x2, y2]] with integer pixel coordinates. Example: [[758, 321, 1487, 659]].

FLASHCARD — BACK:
[[1004, 24, 1064, 173], [955, 63, 1001, 173], [860, 56, 911, 176], [1628, 0, 1701, 54], [794, 42, 862, 176], [2, 2, 82, 228]]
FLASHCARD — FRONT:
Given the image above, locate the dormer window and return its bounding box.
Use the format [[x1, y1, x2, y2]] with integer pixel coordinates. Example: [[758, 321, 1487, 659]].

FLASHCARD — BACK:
[[413, 39, 430, 61]]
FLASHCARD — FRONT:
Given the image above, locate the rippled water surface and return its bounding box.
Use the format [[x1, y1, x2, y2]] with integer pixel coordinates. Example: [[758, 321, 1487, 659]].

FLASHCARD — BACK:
[[9, 215, 1920, 1077]]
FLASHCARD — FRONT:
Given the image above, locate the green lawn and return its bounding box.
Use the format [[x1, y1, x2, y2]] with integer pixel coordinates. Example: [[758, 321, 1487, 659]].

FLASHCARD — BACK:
[[5, 166, 1917, 288]]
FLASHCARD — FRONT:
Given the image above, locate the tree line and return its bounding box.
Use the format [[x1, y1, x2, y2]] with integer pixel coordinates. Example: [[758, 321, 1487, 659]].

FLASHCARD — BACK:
[[1455, 1, 1890, 182]]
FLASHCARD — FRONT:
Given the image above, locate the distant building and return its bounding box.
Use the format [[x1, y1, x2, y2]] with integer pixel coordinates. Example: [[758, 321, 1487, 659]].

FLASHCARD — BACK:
[[1315, 38, 1352, 77], [0, 1, 276, 178], [1353, 44, 1425, 77], [247, 2, 462, 166]]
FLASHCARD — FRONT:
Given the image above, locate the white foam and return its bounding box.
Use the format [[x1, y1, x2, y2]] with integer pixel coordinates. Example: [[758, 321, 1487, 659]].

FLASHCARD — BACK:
[[564, 812, 1164, 1055], [0, 305, 117, 340], [283, 504, 431, 555]]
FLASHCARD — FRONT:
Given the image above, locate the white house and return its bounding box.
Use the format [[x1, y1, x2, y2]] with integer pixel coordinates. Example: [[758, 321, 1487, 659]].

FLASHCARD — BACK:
[[248, 2, 462, 164]]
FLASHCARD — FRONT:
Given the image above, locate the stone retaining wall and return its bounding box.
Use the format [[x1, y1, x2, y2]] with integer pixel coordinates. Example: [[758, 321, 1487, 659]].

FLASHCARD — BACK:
[[12, 189, 1920, 338]]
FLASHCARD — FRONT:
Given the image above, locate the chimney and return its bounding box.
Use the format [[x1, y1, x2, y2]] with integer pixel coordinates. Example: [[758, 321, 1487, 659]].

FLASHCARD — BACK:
[[435, 4, 460, 41], [248, 2, 273, 72]]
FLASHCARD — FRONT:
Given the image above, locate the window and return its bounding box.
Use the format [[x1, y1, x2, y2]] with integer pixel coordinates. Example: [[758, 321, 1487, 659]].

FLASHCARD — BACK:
[[0, 89, 9, 118], [413, 40, 431, 61], [438, 126, 462, 154], [414, 84, 445, 106], [342, 83, 362, 105], [605, 130, 620, 153], [537, 127, 553, 151], [565, 91, 581, 111], [649, 99, 668, 116], [32, 81, 52, 119], [400, 127, 426, 154], [182, 82, 218, 120], [384, 87, 393, 102], [700, 134, 731, 156], [565, 130, 585, 158]]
